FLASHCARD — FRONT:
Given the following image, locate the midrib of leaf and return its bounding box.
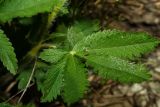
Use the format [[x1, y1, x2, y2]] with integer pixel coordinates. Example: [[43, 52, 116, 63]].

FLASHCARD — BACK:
[[43, 68, 63, 100], [0, 30, 18, 74], [63, 54, 88, 104], [41, 59, 66, 102], [84, 42, 157, 55], [3, 51, 15, 72], [70, 56, 79, 87], [74, 40, 158, 52], [65, 55, 79, 92], [68, 56, 79, 90], [84, 56, 148, 80]]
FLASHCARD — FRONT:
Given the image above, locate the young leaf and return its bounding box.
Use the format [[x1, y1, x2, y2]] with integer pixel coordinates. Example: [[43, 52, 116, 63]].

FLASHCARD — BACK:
[[41, 60, 66, 102], [0, 0, 66, 23], [35, 69, 46, 91], [86, 55, 150, 83], [39, 49, 67, 63], [63, 54, 88, 104], [67, 20, 99, 47], [73, 30, 159, 59], [17, 70, 31, 89], [0, 30, 18, 74]]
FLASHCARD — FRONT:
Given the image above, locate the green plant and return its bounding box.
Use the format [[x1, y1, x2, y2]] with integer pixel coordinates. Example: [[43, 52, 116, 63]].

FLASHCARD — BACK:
[[0, 0, 159, 106]]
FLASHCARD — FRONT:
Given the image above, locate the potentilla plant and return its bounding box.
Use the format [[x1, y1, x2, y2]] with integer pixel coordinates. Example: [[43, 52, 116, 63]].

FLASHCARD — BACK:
[[0, 0, 159, 106]]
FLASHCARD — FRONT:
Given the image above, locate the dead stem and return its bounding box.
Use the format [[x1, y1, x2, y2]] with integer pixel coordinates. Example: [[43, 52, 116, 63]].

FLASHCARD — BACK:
[[17, 58, 37, 103]]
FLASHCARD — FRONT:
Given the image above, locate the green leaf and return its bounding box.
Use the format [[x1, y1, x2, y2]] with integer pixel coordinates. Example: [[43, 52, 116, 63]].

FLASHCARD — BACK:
[[67, 20, 99, 47], [0, 0, 66, 23], [35, 69, 45, 91], [17, 70, 31, 89], [86, 55, 151, 83], [0, 29, 18, 74], [63, 54, 88, 104], [33, 62, 48, 91], [41, 60, 66, 102], [0, 103, 14, 107], [55, 24, 68, 33], [18, 17, 33, 25], [39, 49, 67, 63], [73, 30, 159, 59], [0, 0, 4, 4]]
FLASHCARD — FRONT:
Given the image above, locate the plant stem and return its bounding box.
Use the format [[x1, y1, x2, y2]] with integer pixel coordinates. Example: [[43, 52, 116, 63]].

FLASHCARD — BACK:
[[17, 58, 37, 103], [5, 83, 34, 103]]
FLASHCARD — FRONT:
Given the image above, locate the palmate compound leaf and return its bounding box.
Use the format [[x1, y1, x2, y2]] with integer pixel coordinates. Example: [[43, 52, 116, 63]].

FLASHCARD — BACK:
[[85, 55, 150, 83], [67, 20, 100, 47], [0, 0, 67, 23], [0, 30, 18, 74], [73, 30, 159, 59], [72, 29, 159, 83], [39, 49, 67, 63], [63, 54, 88, 104], [41, 60, 66, 102], [38, 29, 159, 104]]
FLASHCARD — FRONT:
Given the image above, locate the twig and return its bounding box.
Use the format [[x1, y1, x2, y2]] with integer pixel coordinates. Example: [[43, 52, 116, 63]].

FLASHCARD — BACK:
[[17, 58, 37, 103], [5, 80, 17, 93], [5, 83, 34, 103]]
